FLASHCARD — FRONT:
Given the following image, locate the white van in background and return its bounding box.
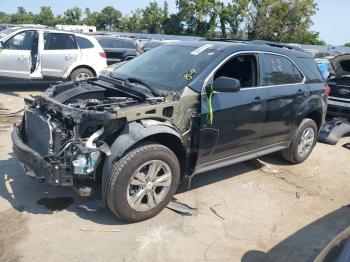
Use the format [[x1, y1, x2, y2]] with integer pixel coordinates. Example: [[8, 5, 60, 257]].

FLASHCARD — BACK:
[[0, 27, 107, 82]]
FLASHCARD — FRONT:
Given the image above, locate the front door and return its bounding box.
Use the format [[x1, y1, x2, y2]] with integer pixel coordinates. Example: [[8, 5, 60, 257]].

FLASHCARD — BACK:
[[41, 33, 79, 78], [196, 53, 267, 168], [0, 30, 36, 79]]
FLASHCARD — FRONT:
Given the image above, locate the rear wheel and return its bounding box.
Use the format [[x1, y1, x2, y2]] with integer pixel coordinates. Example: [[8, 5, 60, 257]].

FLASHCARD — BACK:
[[281, 118, 317, 164], [106, 143, 180, 222], [70, 68, 94, 81]]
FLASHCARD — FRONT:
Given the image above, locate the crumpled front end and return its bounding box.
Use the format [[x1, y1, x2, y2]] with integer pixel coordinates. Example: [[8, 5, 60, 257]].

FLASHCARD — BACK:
[[11, 78, 200, 191]]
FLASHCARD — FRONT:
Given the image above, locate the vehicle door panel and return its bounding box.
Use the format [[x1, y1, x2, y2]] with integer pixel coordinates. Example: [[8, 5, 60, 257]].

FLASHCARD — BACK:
[[259, 53, 308, 147], [197, 53, 267, 166], [41, 33, 79, 78], [0, 30, 36, 79]]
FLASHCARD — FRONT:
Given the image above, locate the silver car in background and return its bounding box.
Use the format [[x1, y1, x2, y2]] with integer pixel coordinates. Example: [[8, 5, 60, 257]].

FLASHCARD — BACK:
[[0, 27, 107, 82]]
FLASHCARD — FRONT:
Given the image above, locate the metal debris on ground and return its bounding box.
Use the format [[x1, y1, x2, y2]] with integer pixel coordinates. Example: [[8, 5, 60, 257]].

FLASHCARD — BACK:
[[167, 199, 197, 216], [78, 204, 97, 212], [343, 143, 350, 150], [79, 228, 120, 233], [209, 207, 225, 220]]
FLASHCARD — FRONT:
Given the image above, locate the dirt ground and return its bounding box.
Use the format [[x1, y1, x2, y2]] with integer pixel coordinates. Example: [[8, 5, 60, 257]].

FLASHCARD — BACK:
[[1, 86, 350, 262]]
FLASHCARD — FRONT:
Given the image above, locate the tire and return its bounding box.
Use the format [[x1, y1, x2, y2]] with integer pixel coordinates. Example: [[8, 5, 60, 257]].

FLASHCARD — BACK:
[[70, 68, 94, 81], [106, 143, 180, 222], [281, 118, 318, 164]]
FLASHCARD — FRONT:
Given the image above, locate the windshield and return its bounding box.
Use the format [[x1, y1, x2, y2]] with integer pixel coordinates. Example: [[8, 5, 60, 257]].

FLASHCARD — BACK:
[[111, 44, 220, 91], [0, 28, 17, 39]]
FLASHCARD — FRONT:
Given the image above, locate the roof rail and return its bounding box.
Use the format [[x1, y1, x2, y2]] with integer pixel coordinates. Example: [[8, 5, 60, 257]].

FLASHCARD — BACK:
[[206, 38, 250, 43], [252, 40, 305, 52]]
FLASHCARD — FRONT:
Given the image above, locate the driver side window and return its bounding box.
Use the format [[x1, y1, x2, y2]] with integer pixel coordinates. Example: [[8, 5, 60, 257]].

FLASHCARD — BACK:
[[214, 54, 258, 88], [3, 31, 35, 50]]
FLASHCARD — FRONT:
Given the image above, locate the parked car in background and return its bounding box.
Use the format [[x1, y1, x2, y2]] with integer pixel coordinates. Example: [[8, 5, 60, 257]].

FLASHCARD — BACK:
[[326, 54, 350, 118], [142, 40, 179, 52], [316, 58, 334, 79], [12, 41, 327, 222], [0, 27, 107, 82], [94, 36, 137, 65]]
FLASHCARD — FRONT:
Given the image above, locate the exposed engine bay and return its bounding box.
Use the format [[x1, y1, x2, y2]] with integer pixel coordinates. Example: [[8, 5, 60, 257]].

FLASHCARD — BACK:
[[13, 77, 199, 190]]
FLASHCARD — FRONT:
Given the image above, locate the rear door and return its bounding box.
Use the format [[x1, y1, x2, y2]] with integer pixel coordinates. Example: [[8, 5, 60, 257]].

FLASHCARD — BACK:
[[259, 53, 307, 147], [0, 30, 35, 79], [41, 33, 79, 78]]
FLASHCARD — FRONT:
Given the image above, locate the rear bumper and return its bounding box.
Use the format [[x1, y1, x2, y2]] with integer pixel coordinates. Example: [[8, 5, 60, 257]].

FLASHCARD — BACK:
[[11, 126, 73, 186], [327, 99, 350, 118]]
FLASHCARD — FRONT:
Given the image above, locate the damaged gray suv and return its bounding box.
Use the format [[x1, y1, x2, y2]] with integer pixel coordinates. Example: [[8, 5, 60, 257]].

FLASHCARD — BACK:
[[12, 41, 327, 222]]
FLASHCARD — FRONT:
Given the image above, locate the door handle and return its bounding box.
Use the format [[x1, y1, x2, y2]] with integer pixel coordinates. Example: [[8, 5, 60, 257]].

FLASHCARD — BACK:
[[65, 55, 74, 59], [18, 55, 27, 61], [252, 96, 262, 105]]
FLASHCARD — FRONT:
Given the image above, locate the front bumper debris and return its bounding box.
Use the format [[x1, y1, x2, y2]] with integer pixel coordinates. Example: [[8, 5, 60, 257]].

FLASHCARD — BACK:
[[11, 126, 74, 186]]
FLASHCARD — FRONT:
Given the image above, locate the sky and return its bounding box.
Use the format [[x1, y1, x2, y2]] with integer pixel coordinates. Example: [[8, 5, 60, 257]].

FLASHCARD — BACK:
[[0, 0, 348, 45]]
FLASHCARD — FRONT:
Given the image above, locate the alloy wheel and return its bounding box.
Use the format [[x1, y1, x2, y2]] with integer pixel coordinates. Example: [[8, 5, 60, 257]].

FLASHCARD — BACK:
[[126, 160, 172, 211]]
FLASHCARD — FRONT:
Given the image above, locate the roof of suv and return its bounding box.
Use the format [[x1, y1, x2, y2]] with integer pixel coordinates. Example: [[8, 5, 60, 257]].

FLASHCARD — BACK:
[[165, 40, 313, 59], [5, 27, 94, 39]]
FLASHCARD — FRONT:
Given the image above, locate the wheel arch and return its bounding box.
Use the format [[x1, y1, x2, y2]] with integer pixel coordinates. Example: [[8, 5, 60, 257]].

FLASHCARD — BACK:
[[69, 65, 97, 79], [101, 121, 187, 205], [305, 110, 323, 132]]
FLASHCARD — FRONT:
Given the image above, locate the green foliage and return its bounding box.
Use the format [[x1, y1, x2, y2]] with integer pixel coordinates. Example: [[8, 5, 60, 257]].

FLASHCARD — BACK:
[[0, 0, 325, 45], [35, 6, 55, 26], [344, 43, 350, 47]]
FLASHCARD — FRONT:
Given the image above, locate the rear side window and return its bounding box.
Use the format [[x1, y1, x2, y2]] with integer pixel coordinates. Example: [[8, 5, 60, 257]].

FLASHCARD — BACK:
[[44, 33, 77, 50], [261, 54, 304, 86], [98, 38, 122, 48], [76, 36, 94, 49], [301, 58, 324, 83], [123, 41, 135, 49]]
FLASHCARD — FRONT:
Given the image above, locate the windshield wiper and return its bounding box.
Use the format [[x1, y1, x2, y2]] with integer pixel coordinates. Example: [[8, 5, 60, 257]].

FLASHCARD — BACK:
[[127, 77, 160, 97]]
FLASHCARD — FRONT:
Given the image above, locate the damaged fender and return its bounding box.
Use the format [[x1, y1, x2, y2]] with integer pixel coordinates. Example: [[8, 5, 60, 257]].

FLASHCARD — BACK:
[[101, 121, 185, 204]]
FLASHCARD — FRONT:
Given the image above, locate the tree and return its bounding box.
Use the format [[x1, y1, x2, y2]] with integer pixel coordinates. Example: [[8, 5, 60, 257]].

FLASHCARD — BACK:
[[219, 0, 249, 38], [63, 7, 82, 24], [0, 12, 10, 24], [163, 14, 184, 35], [121, 8, 144, 33], [344, 43, 350, 48], [176, 0, 221, 37], [10, 7, 35, 24], [141, 1, 166, 34], [35, 6, 55, 26], [246, 0, 320, 44], [96, 6, 122, 31], [83, 8, 99, 26]]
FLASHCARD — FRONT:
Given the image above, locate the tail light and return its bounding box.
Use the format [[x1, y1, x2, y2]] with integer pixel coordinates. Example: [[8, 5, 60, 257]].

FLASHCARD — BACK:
[[99, 52, 106, 58], [325, 84, 330, 97]]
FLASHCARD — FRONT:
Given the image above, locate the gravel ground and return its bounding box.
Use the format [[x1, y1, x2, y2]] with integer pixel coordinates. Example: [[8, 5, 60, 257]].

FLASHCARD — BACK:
[[0, 87, 350, 262]]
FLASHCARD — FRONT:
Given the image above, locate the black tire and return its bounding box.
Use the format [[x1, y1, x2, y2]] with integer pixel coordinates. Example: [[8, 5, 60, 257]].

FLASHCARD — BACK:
[[281, 118, 318, 164], [106, 143, 180, 222], [70, 68, 94, 81]]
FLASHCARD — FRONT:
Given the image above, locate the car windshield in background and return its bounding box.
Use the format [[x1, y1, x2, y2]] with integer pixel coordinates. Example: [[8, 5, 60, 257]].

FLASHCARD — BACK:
[[111, 44, 220, 91], [0, 28, 17, 39]]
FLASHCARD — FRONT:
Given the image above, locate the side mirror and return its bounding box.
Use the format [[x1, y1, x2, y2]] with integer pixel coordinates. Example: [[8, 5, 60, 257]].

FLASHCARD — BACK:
[[212, 76, 241, 92]]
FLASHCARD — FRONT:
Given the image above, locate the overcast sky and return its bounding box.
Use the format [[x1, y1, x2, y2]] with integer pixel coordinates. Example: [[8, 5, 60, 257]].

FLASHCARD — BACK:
[[0, 0, 348, 45]]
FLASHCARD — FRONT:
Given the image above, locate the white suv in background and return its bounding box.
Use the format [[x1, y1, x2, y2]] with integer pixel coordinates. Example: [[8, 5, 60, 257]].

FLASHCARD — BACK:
[[0, 27, 107, 82]]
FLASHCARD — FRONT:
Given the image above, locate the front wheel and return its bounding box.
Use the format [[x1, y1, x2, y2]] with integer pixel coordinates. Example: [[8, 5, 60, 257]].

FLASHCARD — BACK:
[[106, 143, 180, 222], [281, 118, 318, 164]]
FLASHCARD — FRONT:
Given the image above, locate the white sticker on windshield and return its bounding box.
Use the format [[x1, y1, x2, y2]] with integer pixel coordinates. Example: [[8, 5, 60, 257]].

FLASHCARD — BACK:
[[191, 44, 214, 55]]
